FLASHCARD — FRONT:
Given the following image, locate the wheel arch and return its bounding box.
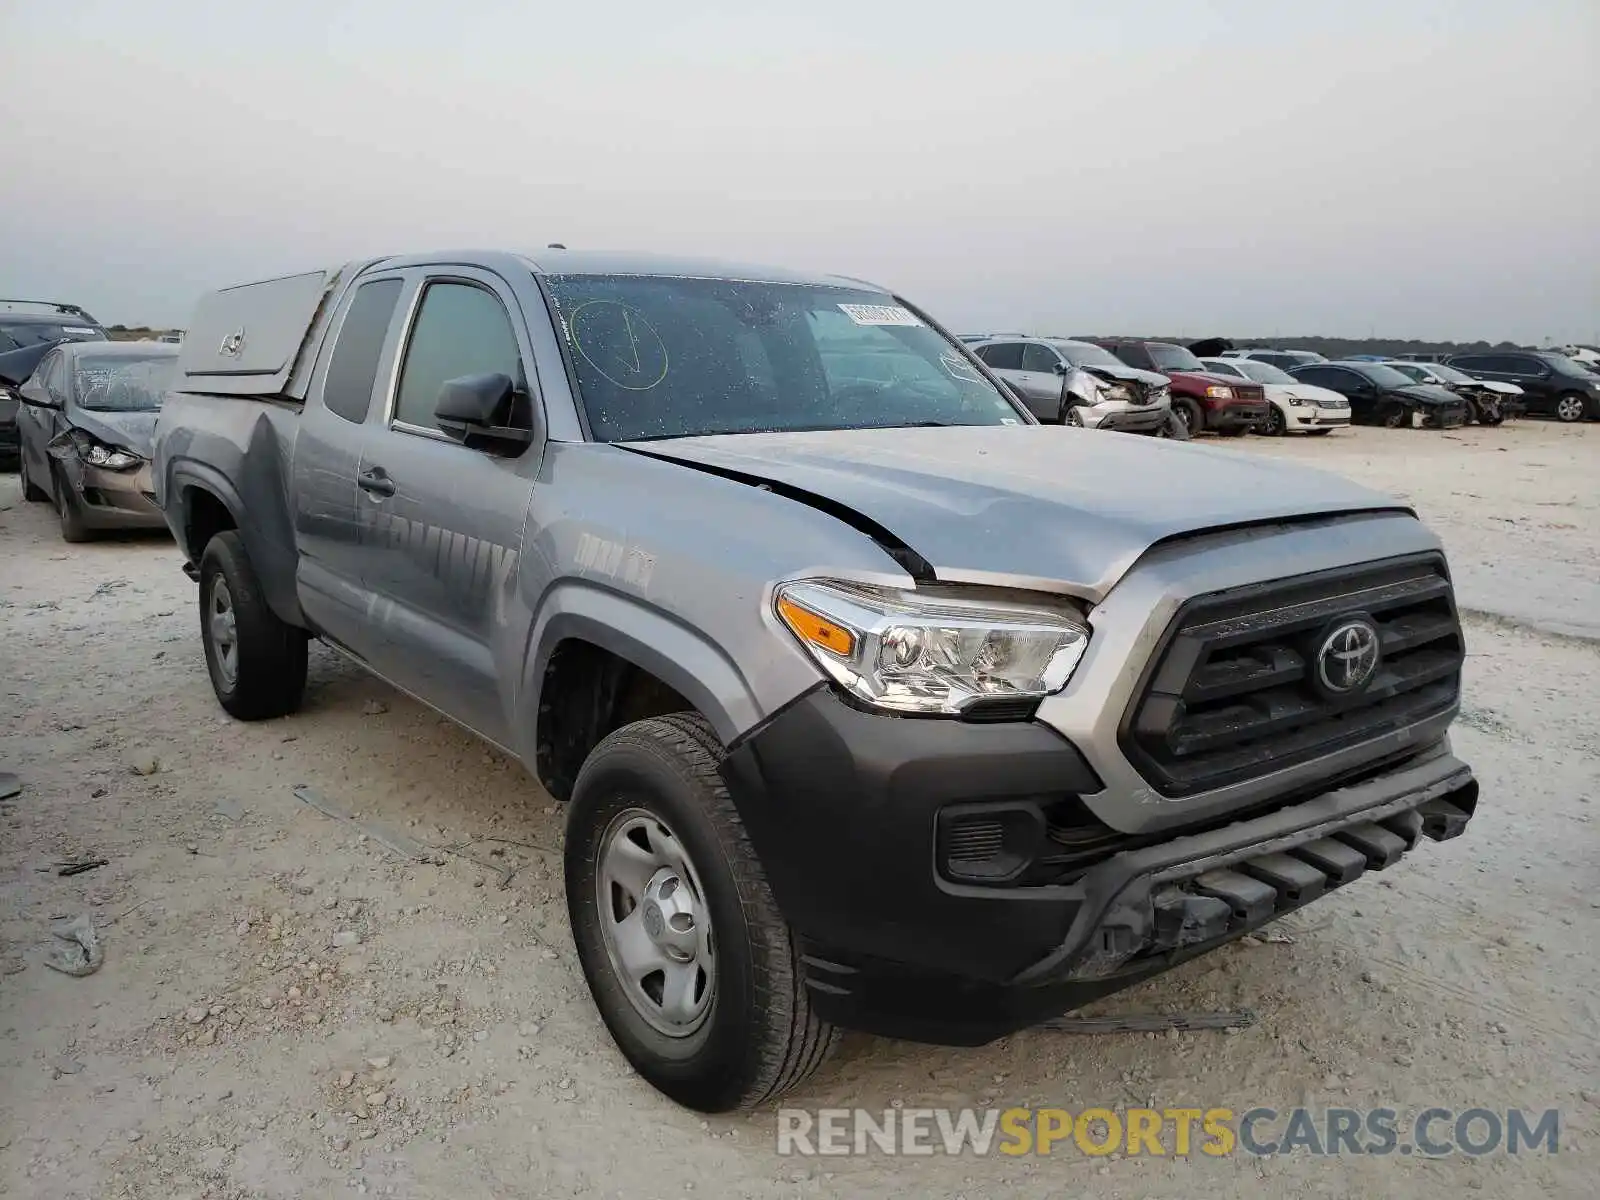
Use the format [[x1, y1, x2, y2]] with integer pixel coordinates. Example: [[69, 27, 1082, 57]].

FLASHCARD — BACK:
[[169, 462, 306, 627], [521, 583, 768, 801]]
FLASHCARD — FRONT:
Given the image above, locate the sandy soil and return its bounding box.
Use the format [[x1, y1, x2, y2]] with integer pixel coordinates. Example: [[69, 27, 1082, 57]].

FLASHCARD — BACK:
[[1, 421, 1595, 1199]]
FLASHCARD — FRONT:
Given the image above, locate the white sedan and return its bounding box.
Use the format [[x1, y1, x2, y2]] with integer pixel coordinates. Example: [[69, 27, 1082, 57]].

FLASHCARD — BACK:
[[1200, 357, 1351, 436]]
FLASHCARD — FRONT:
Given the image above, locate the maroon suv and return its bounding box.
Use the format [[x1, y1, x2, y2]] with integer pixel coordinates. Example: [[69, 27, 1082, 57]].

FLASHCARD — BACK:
[[1085, 339, 1270, 436]]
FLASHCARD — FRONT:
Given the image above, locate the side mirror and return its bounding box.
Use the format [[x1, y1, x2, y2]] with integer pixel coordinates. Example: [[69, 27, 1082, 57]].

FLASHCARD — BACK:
[[18, 381, 59, 409], [1051, 361, 1069, 375], [434, 373, 534, 454]]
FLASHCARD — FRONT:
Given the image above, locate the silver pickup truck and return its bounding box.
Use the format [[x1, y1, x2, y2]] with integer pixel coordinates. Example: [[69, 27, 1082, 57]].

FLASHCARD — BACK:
[[152, 250, 1478, 1112]]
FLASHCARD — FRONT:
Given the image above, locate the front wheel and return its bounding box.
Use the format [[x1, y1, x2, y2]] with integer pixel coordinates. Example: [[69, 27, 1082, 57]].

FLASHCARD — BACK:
[[1554, 392, 1588, 423], [1154, 410, 1190, 440], [21, 458, 48, 503], [1381, 403, 1409, 429], [1063, 406, 1085, 427], [54, 468, 91, 543], [565, 713, 838, 1111], [198, 531, 308, 719], [1260, 406, 1287, 436], [1173, 400, 1201, 437]]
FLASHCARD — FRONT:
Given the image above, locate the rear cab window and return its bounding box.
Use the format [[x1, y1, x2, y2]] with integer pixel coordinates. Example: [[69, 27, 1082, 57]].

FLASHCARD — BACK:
[[322, 279, 404, 423]]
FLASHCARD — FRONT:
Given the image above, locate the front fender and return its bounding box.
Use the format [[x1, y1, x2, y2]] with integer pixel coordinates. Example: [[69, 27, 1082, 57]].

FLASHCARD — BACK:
[[519, 580, 771, 752]]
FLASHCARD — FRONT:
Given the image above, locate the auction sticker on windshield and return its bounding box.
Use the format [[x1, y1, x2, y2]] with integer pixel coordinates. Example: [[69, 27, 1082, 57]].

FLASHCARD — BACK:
[[838, 304, 924, 327]]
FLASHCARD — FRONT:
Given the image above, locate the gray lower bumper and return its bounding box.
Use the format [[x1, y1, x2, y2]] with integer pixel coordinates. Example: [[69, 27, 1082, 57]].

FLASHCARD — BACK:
[[1014, 745, 1477, 985]]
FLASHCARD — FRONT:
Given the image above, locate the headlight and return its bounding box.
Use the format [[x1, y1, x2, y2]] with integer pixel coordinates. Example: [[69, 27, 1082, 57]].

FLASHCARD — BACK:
[[1205, 385, 1234, 399], [65, 429, 142, 471], [774, 579, 1090, 715], [1288, 396, 1311, 406]]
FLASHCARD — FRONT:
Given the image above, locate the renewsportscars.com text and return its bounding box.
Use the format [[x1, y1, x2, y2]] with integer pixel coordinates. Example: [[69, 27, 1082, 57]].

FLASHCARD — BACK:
[[776, 1106, 1561, 1158]]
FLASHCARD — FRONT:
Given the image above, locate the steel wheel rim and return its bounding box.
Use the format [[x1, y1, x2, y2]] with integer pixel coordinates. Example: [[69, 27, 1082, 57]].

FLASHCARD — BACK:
[[1176, 405, 1193, 432], [1557, 396, 1583, 421], [596, 808, 716, 1038], [1267, 407, 1285, 434], [1065, 408, 1083, 427], [209, 577, 240, 686]]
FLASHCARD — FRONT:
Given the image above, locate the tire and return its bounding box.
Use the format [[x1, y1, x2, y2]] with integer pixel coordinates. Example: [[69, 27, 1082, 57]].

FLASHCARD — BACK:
[[198, 530, 309, 720], [1381, 403, 1409, 429], [1173, 399, 1202, 436], [1154, 410, 1190, 441], [565, 713, 838, 1112], [1261, 406, 1287, 436], [1063, 406, 1085, 427], [1554, 392, 1587, 423], [53, 468, 91, 543]]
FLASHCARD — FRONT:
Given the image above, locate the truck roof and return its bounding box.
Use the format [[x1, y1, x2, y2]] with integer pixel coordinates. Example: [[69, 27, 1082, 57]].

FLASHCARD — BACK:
[[368, 247, 877, 290], [174, 250, 890, 401]]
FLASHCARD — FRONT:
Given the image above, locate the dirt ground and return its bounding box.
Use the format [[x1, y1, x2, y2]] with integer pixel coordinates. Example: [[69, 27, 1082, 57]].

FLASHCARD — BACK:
[[1, 421, 1595, 1199]]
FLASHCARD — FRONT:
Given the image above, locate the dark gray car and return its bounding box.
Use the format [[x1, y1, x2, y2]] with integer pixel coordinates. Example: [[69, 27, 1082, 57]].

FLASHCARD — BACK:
[[15, 341, 178, 541], [151, 250, 1478, 1112]]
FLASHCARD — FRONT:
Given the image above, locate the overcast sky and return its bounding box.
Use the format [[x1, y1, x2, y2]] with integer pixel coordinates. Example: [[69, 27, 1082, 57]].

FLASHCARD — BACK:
[[2, 0, 1596, 342]]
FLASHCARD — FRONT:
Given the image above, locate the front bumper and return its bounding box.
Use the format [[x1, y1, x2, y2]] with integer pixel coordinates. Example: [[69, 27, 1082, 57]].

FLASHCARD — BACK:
[[72, 462, 165, 528], [1086, 401, 1168, 433], [1286, 406, 1351, 430], [722, 688, 1476, 1045], [1207, 401, 1271, 429]]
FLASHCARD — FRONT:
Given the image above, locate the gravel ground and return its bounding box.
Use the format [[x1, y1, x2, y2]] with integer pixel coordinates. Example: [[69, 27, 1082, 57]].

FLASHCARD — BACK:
[[1, 421, 1595, 1199]]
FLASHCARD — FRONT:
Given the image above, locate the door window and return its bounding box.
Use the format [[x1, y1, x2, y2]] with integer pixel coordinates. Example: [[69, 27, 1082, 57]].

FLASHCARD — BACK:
[[393, 281, 523, 432], [324, 279, 403, 423], [975, 342, 1023, 371], [1020, 343, 1060, 373]]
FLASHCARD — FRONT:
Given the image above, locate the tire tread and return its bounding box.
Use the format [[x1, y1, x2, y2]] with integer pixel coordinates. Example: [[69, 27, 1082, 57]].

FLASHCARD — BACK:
[[579, 712, 839, 1108]]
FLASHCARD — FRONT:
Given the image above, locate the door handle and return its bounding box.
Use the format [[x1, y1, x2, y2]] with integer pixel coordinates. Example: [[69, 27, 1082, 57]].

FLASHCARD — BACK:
[[358, 468, 396, 498]]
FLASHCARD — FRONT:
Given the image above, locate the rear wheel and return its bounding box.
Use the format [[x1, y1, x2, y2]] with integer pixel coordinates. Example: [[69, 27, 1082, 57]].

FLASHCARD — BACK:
[[198, 531, 308, 719], [566, 713, 838, 1111], [1554, 392, 1588, 423]]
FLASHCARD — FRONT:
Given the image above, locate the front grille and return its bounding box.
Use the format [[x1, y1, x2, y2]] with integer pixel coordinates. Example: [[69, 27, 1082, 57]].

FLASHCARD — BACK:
[[1121, 554, 1463, 797]]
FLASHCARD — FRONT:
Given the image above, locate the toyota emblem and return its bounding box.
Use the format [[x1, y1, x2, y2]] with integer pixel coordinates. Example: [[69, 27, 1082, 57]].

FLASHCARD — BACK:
[[1315, 618, 1381, 695]]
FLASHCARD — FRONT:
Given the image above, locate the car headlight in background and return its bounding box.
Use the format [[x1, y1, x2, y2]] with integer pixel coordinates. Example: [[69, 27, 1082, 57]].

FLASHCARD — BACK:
[[774, 579, 1090, 715], [1204, 386, 1234, 399], [50, 429, 143, 472]]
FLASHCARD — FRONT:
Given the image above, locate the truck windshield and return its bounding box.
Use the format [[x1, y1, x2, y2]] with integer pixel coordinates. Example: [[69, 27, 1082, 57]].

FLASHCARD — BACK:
[[541, 274, 1026, 441], [0, 321, 106, 352], [1147, 344, 1206, 373]]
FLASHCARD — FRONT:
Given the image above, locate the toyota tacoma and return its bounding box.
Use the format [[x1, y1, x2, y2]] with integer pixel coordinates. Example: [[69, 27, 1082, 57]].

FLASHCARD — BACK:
[[151, 250, 1478, 1112]]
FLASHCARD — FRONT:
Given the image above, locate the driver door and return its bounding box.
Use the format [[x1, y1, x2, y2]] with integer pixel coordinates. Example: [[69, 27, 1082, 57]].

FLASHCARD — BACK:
[[355, 269, 543, 745]]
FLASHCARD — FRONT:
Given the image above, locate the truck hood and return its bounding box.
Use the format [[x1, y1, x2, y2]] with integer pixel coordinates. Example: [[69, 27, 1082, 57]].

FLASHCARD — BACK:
[[1167, 368, 1252, 389], [621, 426, 1408, 602]]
